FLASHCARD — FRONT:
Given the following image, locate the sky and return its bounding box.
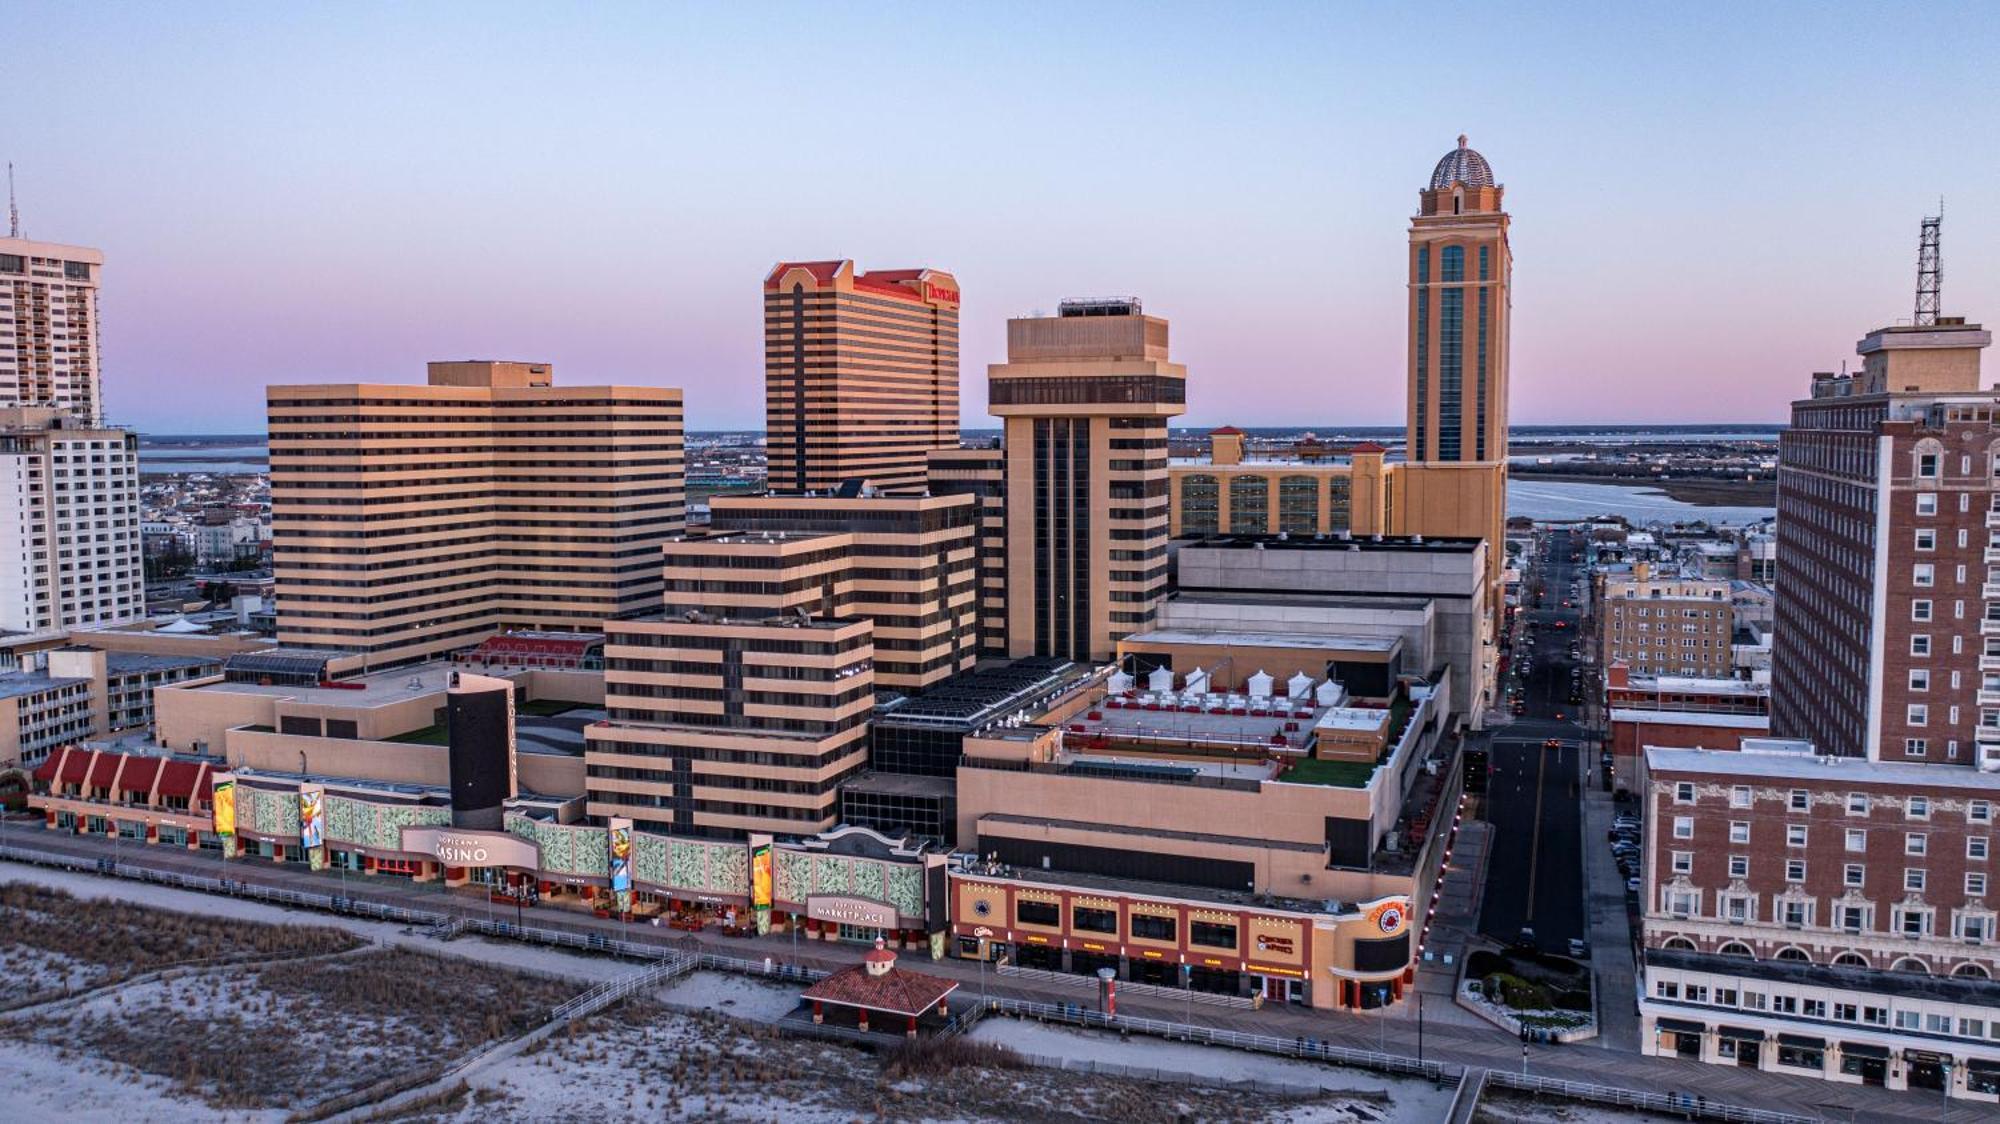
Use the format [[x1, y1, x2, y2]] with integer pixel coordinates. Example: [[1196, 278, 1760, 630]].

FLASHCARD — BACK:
[[8, 2, 2000, 435]]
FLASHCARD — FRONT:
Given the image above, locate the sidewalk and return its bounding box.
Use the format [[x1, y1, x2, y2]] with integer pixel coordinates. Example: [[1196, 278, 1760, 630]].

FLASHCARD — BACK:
[[1580, 766, 1642, 1052]]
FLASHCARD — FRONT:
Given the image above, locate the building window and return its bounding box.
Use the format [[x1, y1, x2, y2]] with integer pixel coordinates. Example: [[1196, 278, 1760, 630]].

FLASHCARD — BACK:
[[1786, 824, 1808, 847], [1130, 913, 1176, 942], [1909, 669, 1931, 692], [1672, 851, 1694, 874], [1227, 476, 1269, 535], [1674, 781, 1695, 803], [1782, 900, 1811, 927], [1912, 600, 1933, 622], [1905, 738, 1929, 757], [1788, 789, 1809, 812], [1673, 816, 1693, 839], [1730, 785, 1751, 808], [1728, 855, 1748, 877], [1905, 868, 1927, 892], [1188, 920, 1238, 949], [1914, 563, 1935, 587], [1785, 859, 1806, 882], [1907, 833, 1928, 856], [1973, 801, 1994, 825], [1847, 793, 1870, 816], [1180, 474, 1219, 535], [1917, 452, 1940, 478], [1911, 634, 1931, 656], [1276, 476, 1320, 535], [1845, 828, 1866, 852], [1916, 529, 1937, 551], [1970, 872, 1990, 896], [1970, 836, 1989, 860], [1073, 906, 1118, 934], [1016, 900, 1060, 927], [1844, 863, 1865, 887], [1907, 795, 1930, 820], [1729, 821, 1750, 844], [1917, 492, 1938, 515], [1908, 703, 1929, 726]]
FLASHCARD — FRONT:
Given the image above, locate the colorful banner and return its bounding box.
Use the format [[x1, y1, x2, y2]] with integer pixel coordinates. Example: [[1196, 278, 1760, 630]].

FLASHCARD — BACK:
[[607, 818, 632, 914], [298, 785, 325, 851], [211, 779, 236, 837], [751, 842, 773, 912]]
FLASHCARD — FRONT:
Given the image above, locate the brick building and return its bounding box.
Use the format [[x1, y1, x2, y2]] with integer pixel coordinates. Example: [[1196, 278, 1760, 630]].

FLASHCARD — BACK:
[[1770, 316, 1998, 767], [1599, 570, 1735, 678]]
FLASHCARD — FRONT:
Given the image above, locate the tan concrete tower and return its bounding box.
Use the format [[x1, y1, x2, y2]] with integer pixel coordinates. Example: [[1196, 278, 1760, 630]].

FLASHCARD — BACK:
[[1407, 135, 1510, 466], [989, 298, 1185, 662]]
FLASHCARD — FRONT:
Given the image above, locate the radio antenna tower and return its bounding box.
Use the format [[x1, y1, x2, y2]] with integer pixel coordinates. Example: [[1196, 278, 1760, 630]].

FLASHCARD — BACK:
[[1914, 204, 1942, 327], [6, 163, 17, 239]]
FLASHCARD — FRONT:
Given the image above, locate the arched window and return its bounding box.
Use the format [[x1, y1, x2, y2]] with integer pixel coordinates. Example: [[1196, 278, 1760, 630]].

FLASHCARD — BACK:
[[1774, 946, 1812, 963], [1229, 475, 1269, 535], [1952, 962, 1991, 979], [1832, 952, 1869, 969], [1892, 957, 1930, 974], [1662, 937, 1696, 952], [1181, 474, 1219, 535], [1278, 476, 1319, 535], [1717, 942, 1754, 959]]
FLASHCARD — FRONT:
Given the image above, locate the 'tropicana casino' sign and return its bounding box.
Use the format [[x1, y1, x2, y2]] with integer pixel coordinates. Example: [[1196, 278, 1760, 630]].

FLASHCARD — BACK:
[[1366, 898, 1410, 935]]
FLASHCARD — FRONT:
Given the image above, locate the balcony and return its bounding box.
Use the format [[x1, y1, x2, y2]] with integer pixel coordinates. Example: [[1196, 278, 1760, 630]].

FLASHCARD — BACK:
[[1986, 510, 2000, 529], [1982, 618, 2000, 636], [1982, 655, 2000, 673], [1987, 547, 2000, 564], [1986, 583, 2000, 601], [1977, 725, 2000, 744], [1981, 690, 2000, 708]]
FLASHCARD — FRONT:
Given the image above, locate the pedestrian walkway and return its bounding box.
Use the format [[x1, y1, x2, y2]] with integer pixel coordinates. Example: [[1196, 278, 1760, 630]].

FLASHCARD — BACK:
[[1580, 771, 1642, 1052]]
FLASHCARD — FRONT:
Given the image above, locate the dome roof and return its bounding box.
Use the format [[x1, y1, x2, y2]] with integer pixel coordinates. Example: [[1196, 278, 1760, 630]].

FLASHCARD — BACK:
[[1429, 135, 1494, 190]]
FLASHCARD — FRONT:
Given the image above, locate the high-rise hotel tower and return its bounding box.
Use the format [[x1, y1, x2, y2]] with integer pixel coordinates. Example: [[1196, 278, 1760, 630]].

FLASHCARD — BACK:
[[763, 261, 960, 495], [269, 361, 685, 668], [990, 298, 1184, 662], [0, 236, 103, 425]]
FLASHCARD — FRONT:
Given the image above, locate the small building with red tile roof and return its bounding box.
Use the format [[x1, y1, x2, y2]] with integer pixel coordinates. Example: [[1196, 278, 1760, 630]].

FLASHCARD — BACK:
[[800, 938, 958, 1036]]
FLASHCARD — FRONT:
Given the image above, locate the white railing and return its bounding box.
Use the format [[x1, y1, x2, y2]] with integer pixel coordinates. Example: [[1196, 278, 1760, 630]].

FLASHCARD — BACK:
[[997, 961, 1255, 1009], [549, 949, 698, 1025], [1482, 1071, 1815, 1124]]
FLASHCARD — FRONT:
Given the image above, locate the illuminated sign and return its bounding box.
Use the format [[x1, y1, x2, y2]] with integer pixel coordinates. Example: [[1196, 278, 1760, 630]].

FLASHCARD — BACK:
[[1247, 964, 1306, 978], [806, 895, 898, 928], [401, 827, 540, 870], [297, 785, 325, 851], [1366, 898, 1411, 936], [211, 780, 236, 836], [750, 843, 773, 912], [923, 281, 960, 307], [1080, 942, 1107, 952], [1254, 933, 1296, 955]]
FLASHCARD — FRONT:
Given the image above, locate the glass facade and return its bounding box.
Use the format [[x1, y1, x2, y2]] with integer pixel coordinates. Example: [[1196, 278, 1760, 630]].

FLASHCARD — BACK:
[[1181, 474, 1219, 534], [1229, 475, 1269, 534], [1476, 287, 1490, 460], [1438, 286, 1464, 460], [1413, 248, 1429, 460], [1328, 476, 1352, 531], [1278, 475, 1319, 534]]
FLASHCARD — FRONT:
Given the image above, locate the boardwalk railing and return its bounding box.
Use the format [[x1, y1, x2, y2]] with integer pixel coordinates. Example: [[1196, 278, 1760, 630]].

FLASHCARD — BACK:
[[985, 996, 1453, 1085], [997, 961, 1255, 1009], [1482, 1070, 1816, 1124], [549, 949, 699, 1025]]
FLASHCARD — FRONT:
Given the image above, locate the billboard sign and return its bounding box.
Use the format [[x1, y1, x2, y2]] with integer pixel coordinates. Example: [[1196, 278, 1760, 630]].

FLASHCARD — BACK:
[[297, 785, 325, 851], [751, 843, 773, 912], [212, 779, 236, 836], [607, 818, 632, 894]]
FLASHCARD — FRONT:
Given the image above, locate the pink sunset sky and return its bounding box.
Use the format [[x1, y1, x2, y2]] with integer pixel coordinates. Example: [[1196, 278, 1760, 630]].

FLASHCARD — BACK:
[[8, 3, 1999, 434]]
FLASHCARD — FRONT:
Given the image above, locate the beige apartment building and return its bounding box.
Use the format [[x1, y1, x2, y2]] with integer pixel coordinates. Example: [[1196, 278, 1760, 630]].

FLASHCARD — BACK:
[[1600, 569, 1736, 677], [926, 446, 1007, 655], [0, 406, 145, 635], [705, 493, 978, 691], [588, 531, 876, 839], [764, 260, 960, 496], [990, 298, 1184, 662], [268, 361, 685, 668], [1, 237, 103, 424]]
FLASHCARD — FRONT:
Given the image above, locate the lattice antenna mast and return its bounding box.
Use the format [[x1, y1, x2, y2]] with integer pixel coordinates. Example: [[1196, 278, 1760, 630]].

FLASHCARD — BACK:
[[6, 163, 17, 239], [1914, 207, 1942, 327]]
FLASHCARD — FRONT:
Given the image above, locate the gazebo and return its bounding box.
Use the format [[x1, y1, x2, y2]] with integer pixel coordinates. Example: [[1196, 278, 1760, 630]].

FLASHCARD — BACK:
[[801, 939, 959, 1037]]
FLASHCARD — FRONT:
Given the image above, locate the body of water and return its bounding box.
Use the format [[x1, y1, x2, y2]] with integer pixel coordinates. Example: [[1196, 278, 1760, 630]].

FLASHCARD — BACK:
[[1506, 478, 1773, 526], [138, 444, 267, 474]]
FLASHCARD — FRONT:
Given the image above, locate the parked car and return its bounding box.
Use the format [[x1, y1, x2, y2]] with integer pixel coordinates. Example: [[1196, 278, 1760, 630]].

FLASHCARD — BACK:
[[1626, 877, 1642, 893]]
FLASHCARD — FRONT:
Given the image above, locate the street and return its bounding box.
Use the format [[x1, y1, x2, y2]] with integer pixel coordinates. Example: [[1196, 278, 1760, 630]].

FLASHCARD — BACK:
[[1478, 527, 1591, 955]]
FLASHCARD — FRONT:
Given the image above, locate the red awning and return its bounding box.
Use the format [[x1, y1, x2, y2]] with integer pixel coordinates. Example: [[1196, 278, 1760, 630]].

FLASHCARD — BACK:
[[84, 752, 120, 790], [118, 757, 162, 796], [59, 750, 93, 785], [157, 760, 204, 800]]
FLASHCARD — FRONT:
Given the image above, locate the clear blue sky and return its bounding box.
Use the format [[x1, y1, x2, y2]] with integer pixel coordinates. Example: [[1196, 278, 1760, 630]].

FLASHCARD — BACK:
[[9, 2, 1999, 433]]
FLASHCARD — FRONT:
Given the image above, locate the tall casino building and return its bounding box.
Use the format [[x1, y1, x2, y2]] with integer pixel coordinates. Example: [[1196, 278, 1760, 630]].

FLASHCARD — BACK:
[[988, 298, 1185, 662], [763, 261, 960, 496]]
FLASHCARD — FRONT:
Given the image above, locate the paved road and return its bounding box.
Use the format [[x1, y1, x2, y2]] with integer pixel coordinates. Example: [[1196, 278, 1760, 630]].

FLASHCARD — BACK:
[[1479, 527, 1590, 955], [2, 826, 1987, 1121]]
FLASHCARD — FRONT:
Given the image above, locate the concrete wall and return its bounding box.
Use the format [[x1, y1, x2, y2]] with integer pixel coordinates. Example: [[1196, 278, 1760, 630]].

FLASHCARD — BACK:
[[224, 726, 585, 797]]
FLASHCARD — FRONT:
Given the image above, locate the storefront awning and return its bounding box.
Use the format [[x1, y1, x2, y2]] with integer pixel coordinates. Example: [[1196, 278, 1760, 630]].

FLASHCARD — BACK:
[[1840, 1041, 1889, 1060], [1655, 1017, 1705, 1035], [1715, 1025, 1764, 1042], [1968, 1058, 2000, 1074], [1778, 1033, 1825, 1050]]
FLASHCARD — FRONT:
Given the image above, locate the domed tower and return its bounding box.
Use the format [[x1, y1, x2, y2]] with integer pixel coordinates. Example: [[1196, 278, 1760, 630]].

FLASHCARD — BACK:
[[1407, 135, 1511, 465]]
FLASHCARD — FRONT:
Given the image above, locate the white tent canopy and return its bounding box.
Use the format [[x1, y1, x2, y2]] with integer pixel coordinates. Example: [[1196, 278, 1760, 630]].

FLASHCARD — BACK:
[[1246, 670, 1274, 698]]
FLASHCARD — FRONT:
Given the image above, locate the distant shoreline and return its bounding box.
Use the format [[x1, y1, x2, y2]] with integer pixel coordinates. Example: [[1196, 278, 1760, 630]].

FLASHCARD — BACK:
[[1511, 471, 1775, 509]]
